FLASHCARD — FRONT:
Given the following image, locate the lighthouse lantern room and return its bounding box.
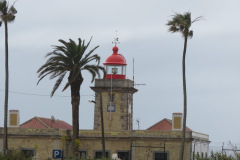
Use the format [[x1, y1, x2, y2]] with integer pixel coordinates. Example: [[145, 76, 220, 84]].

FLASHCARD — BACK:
[[104, 45, 126, 79]]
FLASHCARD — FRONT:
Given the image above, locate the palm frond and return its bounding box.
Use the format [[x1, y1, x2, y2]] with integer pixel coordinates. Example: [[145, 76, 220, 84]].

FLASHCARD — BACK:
[[168, 25, 179, 33], [37, 70, 57, 85], [77, 38, 91, 61], [79, 54, 101, 68], [2, 14, 15, 22], [37, 37, 105, 96], [51, 73, 66, 97], [62, 81, 70, 92], [188, 30, 193, 38], [192, 16, 204, 24], [50, 70, 67, 80], [9, 5, 17, 14], [0, 1, 17, 23], [81, 46, 99, 63], [84, 68, 97, 83], [167, 11, 201, 39], [0, 1, 7, 13], [82, 65, 106, 82]]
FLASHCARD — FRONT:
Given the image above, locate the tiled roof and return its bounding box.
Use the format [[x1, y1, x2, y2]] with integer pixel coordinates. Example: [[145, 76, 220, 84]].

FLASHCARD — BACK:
[[20, 117, 72, 130], [147, 118, 192, 131]]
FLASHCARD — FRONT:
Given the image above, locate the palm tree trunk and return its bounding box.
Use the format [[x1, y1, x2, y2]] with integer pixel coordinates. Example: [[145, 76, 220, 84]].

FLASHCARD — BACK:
[[3, 21, 9, 155], [179, 36, 188, 160], [70, 75, 83, 157]]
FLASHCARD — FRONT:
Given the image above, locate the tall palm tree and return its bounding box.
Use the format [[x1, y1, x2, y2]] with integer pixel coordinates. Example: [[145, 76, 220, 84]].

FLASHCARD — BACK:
[[37, 38, 105, 156], [0, 0, 17, 154], [166, 12, 201, 160]]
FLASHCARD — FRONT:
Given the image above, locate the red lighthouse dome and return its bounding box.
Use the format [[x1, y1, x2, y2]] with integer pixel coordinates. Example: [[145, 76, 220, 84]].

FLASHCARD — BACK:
[[104, 46, 127, 79]]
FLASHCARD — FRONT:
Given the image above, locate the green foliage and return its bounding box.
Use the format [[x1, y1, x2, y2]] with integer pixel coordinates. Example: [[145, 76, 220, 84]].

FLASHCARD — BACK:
[[66, 157, 111, 160], [0, 0, 17, 22], [0, 150, 32, 160], [61, 133, 70, 149], [166, 11, 202, 39], [37, 37, 106, 97], [195, 151, 236, 160]]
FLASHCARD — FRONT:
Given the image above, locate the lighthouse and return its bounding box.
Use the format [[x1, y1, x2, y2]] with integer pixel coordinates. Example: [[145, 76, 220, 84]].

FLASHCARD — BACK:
[[91, 43, 137, 131], [104, 45, 126, 79]]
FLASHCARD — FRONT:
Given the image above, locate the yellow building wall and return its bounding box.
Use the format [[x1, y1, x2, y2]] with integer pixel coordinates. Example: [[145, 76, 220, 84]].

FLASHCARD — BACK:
[[78, 130, 193, 160], [3, 128, 63, 160], [0, 128, 207, 160]]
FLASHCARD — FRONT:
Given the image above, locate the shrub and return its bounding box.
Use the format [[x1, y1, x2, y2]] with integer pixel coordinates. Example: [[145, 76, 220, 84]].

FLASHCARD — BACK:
[[0, 150, 32, 160], [195, 151, 236, 160]]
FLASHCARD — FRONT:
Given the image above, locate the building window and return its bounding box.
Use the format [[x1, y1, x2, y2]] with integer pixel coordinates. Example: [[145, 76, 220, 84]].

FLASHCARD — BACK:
[[117, 151, 129, 160], [79, 150, 87, 159], [95, 151, 110, 159], [153, 151, 168, 160], [21, 149, 35, 158]]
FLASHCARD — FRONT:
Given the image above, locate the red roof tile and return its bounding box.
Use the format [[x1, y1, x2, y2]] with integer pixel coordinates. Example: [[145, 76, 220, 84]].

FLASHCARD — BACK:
[[147, 118, 192, 131], [20, 117, 72, 130]]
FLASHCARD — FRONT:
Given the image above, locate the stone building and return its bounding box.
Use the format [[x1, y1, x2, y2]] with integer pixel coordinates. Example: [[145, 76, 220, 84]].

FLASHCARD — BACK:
[[0, 44, 209, 160]]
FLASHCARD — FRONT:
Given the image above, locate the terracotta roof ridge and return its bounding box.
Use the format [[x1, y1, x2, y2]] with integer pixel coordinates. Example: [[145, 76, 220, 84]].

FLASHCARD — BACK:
[[20, 116, 36, 126], [146, 118, 164, 130], [36, 117, 50, 128], [165, 118, 172, 125], [38, 116, 61, 122], [146, 118, 174, 130], [37, 117, 50, 120]]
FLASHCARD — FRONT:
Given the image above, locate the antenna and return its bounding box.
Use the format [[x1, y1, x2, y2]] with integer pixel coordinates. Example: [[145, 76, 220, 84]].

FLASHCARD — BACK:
[[51, 115, 56, 123], [133, 58, 134, 87], [134, 83, 146, 86], [112, 30, 120, 45], [50, 115, 56, 128], [110, 73, 113, 121], [133, 58, 146, 87], [136, 118, 140, 130]]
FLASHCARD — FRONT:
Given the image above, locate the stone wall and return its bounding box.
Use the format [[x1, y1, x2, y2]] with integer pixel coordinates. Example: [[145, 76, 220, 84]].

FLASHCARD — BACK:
[[0, 128, 209, 160], [78, 130, 195, 160], [0, 128, 65, 159], [92, 79, 137, 131]]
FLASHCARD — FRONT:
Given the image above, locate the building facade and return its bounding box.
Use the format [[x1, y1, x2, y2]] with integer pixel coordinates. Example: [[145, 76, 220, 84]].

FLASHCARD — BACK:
[[0, 44, 209, 160]]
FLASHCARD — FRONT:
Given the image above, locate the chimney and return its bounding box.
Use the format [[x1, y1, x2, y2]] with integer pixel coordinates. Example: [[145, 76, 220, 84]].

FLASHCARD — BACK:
[[172, 113, 183, 131], [9, 110, 20, 127]]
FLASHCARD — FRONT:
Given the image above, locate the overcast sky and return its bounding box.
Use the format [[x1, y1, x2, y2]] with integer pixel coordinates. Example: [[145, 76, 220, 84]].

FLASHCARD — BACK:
[[0, 0, 240, 145]]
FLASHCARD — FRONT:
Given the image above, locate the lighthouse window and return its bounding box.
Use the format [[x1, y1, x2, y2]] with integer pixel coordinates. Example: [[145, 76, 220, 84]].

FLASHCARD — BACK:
[[122, 66, 126, 75], [113, 66, 122, 74], [106, 66, 123, 75], [112, 67, 118, 74]]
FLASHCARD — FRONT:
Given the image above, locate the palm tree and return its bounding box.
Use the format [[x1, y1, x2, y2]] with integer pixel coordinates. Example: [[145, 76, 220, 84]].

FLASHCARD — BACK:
[[37, 38, 105, 156], [0, 0, 17, 154], [166, 12, 202, 160]]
